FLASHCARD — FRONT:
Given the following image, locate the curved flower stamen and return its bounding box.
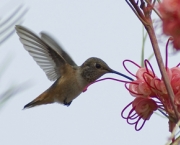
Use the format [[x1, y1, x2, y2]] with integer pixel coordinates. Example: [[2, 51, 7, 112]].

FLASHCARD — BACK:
[[127, 108, 139, 124], [123, 104, 147, 131], [144, 59, 156, 77], [121, 102, 133, 119], [123, 59, 141, 78], [83, 77, 133, 92], [135, 118, 146, 131], [129, 112, 139, 120]]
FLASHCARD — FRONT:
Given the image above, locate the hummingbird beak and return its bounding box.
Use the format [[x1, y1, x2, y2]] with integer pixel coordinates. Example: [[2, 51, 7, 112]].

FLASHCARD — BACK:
[[110, 69, 134, 81]]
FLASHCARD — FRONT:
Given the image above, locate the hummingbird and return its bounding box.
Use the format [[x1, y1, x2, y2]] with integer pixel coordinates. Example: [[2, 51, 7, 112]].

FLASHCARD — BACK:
[[15, 25, 129, 109]]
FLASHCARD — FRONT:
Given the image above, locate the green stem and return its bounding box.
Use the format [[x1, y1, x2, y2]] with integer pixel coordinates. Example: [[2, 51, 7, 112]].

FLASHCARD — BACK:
[[141, 26, 148, 67]]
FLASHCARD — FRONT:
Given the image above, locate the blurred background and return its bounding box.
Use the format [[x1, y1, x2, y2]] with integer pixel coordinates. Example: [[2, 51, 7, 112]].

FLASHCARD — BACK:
[[0, 0, 179, 144]]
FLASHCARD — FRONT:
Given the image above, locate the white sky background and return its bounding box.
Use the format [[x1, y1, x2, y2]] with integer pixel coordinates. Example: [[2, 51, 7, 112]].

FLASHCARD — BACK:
[[1, 0, 180, 145]]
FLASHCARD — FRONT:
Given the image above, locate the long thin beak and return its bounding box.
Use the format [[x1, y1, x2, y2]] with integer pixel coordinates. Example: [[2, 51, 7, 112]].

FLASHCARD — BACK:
[[110, 69, 134, 81]]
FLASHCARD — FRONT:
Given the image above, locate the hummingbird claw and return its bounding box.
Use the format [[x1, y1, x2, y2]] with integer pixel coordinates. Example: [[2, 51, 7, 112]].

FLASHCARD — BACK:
[[64, 100, 72, 106]]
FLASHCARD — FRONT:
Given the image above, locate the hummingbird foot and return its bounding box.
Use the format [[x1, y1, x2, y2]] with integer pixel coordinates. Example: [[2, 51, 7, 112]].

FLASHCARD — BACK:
[[64, 100, 72, 107]]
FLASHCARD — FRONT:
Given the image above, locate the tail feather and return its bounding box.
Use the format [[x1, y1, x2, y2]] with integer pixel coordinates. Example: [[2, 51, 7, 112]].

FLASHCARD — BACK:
[[23, 91, 53, 109], [23, 100, 42, 109]]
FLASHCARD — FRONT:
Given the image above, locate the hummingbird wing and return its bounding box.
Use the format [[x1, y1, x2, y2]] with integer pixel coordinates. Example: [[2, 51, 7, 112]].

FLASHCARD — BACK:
[[15, 25, 66, 81], [40, 32, 77, 66]]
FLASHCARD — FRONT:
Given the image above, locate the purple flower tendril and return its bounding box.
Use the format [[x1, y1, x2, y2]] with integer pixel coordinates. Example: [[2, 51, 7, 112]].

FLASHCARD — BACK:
[[123, 59, 141, 78], [125, 106, 139, 124], [121, 102, 133, 119], [135, 118, 146, 131], [94, 78, 131, 84], [129, 112, 139, 120], [144, 59, 156, 77], [121, 102, 147, 131], [127, 109, 139, 121], [83, 77, 133, 92]]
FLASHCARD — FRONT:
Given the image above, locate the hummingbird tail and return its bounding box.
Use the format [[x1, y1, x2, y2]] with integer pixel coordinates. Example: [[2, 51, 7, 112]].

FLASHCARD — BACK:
[[23, 100, 41, 109], [23, 91, 53, 109]]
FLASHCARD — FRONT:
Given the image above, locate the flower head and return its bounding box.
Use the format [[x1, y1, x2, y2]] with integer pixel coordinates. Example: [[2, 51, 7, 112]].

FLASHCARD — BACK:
[[121, 97, 158, 131], [133, 97, 158, 120], [121, 38, 180, 132]]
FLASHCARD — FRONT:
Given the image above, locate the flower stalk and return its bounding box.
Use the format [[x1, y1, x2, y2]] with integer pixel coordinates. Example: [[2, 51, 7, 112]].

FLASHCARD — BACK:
[[146, 22, 179, 122]]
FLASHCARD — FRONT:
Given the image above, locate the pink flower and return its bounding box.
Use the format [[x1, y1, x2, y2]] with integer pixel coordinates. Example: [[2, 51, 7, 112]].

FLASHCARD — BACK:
[[121, 59, 164, 131], [133, 97, 158, 120], [121, 97, 158, 131], [158, 0, 180, 50], [128, 68, 156, 97], [121, 38, 180, 132]]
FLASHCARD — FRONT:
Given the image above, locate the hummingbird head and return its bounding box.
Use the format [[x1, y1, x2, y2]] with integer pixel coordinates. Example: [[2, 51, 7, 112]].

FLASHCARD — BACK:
[[80, 57, 120, 83]]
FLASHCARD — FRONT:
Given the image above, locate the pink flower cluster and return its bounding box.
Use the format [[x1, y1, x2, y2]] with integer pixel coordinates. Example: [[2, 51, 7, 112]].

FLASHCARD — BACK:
[[121, 41, 180, 132], [158, 0, 180, 50], [122, 63, 180, 131]]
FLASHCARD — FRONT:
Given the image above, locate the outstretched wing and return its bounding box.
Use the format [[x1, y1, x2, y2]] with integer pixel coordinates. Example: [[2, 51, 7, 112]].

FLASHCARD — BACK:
[[15, 25, 66, 81], [40, 32, 77, 66]]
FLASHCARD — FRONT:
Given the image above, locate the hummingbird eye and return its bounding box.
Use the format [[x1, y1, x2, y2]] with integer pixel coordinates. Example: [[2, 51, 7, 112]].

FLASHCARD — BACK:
[[95, 63, 101, 69]]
